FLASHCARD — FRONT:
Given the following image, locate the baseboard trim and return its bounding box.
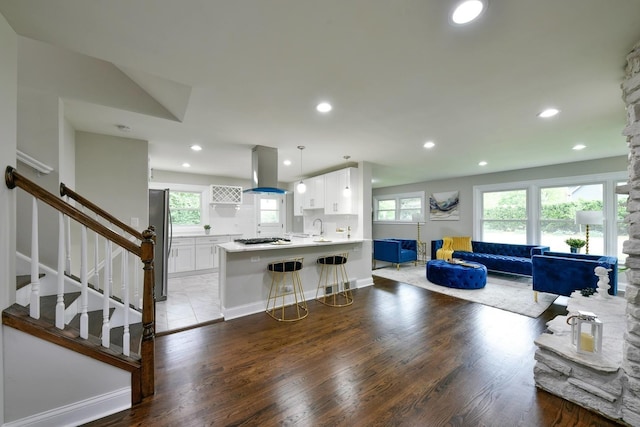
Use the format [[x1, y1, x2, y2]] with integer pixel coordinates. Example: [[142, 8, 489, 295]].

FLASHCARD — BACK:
[[4, 387, 131, 427]]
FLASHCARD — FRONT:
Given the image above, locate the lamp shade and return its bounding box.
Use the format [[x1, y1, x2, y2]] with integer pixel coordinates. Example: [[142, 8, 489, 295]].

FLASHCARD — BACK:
[[575, 210, 603, 225], [412, 213, 425, 222]]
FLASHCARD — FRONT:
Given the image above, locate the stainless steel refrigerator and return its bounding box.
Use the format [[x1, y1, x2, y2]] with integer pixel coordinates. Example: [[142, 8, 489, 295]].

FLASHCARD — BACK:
[[149, 188, 171, 301]]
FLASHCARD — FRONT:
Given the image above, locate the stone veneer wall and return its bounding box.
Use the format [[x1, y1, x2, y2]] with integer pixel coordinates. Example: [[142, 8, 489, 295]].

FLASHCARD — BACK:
[[622, 40, 640, 426], [533, 41, 640, 426]]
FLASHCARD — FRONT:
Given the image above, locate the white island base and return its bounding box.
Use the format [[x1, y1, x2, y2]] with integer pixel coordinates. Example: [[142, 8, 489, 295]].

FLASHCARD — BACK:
[[218, 238, 373, 320]]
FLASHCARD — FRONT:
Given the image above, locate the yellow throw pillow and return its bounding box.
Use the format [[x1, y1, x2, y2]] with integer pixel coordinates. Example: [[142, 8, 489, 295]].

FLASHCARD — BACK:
[[451, 236, 472, 252]]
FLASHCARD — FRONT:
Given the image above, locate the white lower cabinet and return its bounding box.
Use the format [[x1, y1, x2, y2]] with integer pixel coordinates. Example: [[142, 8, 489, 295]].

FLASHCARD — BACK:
[[170, 234, 240, 276], [195, 236, 230, 270], [168, 238, 195, 274]]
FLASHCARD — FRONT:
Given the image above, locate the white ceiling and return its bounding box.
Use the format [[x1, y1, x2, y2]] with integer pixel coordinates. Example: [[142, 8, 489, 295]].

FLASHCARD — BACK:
[[1, 0, 639, 188]]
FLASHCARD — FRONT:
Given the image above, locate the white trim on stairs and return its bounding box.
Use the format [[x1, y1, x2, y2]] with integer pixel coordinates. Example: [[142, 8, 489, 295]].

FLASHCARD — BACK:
[[2, 387, 130, 427]]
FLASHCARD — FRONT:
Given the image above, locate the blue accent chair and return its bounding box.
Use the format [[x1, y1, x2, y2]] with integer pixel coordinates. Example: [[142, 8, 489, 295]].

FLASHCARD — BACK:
[[373, 239, 418, 270], [532, 251, 618, 297]]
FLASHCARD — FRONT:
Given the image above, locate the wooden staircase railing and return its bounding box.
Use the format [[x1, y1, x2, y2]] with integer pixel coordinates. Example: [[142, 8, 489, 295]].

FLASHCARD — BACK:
[[4, 165, 156, 402]]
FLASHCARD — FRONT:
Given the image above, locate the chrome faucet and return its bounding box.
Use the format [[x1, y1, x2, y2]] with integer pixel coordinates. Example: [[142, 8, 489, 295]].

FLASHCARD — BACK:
[[313, 218, 324, 236]]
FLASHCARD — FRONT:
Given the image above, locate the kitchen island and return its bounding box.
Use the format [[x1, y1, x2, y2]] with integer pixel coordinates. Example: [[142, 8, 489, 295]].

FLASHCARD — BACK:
[[218, 237, 373, 320]]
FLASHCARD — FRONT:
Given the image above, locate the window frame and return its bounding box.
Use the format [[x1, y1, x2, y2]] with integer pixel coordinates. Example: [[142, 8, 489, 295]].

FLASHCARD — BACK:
[[473, 171, 626, 256], [149, 182, 208, 230], [373, 191, 425, 224]]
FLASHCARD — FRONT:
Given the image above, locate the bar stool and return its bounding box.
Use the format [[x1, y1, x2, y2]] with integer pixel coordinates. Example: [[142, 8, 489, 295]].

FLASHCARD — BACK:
[[266, 257, 308, 321], [316, 252, 353, 307]]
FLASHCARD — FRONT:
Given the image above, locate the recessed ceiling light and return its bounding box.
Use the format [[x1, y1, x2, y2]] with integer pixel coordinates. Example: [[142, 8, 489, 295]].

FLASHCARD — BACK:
[[538, 108, 560, 118], [573, 144, 586, 150], [478, 161, 488, 166], [423, 141, 436, 149], [283, 159, 292, 166], [316, 102, 332, 113], [190, 144, 202, 151], [451, 0, 485, 25], [182, 163, 191, 168]]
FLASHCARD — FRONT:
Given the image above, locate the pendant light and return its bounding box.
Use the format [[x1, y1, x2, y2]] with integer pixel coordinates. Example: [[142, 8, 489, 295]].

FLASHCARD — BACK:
[[296, 146, 307, 194], [342, 155, 351, 197]]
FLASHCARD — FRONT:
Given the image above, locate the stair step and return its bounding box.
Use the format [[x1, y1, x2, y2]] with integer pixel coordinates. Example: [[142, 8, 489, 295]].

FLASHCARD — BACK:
[[16, 273, 45, 290], [69, 308, 115, 338], [65, 272, 130, 308], [2, 303, 142, 368], [110, 323, 144, 356], [37, 292, 81, 321]]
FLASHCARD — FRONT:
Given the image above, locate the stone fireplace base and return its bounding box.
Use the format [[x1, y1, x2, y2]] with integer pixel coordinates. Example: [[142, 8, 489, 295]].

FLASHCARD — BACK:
[[534, 292, 627, 423]]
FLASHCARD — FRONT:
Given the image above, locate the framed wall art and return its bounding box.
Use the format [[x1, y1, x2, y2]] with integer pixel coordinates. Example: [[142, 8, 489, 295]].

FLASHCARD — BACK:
[[429, 190, 459, 220]]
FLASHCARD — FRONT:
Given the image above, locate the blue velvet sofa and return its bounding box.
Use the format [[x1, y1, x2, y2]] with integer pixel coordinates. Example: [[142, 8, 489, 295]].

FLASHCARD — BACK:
[[431, 240, 550, 276], [373, 239, 418, 269], [532, 251, 618, 296]]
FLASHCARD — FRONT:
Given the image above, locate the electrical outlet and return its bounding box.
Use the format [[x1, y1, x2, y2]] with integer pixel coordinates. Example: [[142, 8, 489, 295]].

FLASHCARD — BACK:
[[131, 217, 139, 227], [251, 256, 260, 262]]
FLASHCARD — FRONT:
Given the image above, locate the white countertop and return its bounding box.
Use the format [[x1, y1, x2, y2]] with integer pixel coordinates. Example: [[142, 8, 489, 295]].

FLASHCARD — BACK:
[[219, 237, 365, 252], [172, 233, 242, 238]]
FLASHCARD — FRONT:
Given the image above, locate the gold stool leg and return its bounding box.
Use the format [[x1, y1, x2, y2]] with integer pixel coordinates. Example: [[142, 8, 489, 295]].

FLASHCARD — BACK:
[[315, 253, 353, 307], [266, 259, 308, 322]]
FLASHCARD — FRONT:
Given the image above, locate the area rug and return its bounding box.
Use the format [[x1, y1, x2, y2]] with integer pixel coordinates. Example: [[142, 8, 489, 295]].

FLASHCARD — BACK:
[[373, 265, 558, 318]]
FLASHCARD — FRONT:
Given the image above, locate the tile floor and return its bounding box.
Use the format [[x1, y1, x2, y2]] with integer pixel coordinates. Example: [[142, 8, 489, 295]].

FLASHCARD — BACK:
[[155, 272, 222, 333]]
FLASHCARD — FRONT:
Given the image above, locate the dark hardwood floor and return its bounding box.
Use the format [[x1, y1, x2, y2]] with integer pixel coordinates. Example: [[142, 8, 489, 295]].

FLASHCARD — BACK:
[[85, 275, 622, 427]]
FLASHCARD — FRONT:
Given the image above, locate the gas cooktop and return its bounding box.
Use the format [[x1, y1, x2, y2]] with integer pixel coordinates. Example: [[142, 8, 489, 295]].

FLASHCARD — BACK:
[[234, 237, 291, 245]]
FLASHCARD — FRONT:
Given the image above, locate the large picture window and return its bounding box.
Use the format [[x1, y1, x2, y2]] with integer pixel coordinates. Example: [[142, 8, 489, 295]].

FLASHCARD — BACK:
[[474, 172, 626, 257], [540, 184, 603, 253], [482, 189, 527, 244], [374, 192, 424, 223]]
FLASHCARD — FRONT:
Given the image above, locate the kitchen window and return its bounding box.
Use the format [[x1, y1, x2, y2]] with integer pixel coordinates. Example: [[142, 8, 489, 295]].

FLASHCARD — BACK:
[[169, 190, 203, 226]]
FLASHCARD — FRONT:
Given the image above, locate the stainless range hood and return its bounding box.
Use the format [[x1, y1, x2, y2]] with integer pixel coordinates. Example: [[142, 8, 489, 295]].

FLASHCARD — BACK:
[[243, 145, 287, 194]]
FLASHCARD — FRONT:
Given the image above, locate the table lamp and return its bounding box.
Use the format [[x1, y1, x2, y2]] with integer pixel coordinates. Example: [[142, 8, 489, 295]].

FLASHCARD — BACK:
[[575, 210, 603, 254]]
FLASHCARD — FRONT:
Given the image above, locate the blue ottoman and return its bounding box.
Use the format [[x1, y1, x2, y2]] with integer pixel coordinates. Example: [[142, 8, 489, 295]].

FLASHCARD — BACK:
[[426, 260, 487, 289]]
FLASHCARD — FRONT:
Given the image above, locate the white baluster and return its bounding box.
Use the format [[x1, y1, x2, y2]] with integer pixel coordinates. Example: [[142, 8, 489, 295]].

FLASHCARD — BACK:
[[80, 225, 89, 339], [65, 201, 71, 274], [134, 257, 140, 309], [94, 213, 100, 290], [107, 224, 114, 297], [102, 239, 112, 347], [122, 251, 130, 356], [30, 197, 40, 319], [55, 212, 65, 329]]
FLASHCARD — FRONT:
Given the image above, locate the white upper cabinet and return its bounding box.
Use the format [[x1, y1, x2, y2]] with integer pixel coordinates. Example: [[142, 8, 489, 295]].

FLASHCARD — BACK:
[[324, 167, 358, 215], [293, 188, 305, 216], [302, 175, 325, 210]]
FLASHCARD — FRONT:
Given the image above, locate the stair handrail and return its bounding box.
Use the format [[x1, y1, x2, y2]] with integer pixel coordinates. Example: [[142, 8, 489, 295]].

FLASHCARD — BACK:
[[6, 167, 141, 255], [5, 165, 156, 401], [60, 182, 143, 241]]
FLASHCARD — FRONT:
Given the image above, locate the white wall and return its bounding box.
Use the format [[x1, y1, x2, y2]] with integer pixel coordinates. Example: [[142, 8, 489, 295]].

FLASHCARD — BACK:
[[75, 131, 149, 232], [373, 155, 627, 256], [15, 86, 63, 268], [0, 11, 17, 425], [3, 327, 130, 425], [151, 169, 256, 237], [60, 112, 76, 188]]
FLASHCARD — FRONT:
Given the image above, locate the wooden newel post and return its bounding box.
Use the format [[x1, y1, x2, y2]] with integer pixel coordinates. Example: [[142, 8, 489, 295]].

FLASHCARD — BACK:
[[140, 227, 156, 398]]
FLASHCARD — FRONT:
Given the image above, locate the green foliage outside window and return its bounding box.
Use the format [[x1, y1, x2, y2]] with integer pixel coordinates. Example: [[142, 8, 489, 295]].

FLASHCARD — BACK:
[[377, 199, 396, 221], [484, 197, 627, 234], [169, 191, 202, 225], [399, 197, 421, 221]]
